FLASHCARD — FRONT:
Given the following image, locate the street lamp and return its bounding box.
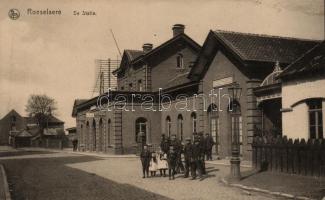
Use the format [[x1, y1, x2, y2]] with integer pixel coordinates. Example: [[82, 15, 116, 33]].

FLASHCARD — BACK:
[[228, 83, 242, 181]]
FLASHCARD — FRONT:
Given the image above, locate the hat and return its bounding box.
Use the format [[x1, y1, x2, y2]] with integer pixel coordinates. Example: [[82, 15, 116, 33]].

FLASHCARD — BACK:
[[185, 137, 191, 141]]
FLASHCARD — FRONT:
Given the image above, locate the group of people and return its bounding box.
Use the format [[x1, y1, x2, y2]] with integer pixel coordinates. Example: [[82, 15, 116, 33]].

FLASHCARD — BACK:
[[140, 132, 215, 180]]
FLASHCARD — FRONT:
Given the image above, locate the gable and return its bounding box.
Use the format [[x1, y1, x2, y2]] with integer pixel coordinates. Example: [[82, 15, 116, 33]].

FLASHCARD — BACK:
[[189, 30, 321, 81]]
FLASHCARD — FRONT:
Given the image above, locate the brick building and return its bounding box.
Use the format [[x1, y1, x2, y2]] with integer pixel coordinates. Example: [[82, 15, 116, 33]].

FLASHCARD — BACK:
[[254, 42, 325, 140], [73, 25, 320, 160], [0, 109, 65, 147]]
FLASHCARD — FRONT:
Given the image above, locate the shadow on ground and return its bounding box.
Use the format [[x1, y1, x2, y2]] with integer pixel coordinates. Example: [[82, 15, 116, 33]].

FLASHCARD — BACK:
[[0, 151, 55, 157], [236, 170, 325, 200], [0, 156, 171, 200]]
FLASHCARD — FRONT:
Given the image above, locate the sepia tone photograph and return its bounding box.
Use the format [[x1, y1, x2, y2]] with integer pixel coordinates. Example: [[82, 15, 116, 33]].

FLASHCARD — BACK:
[[0, 0, 325, 199]]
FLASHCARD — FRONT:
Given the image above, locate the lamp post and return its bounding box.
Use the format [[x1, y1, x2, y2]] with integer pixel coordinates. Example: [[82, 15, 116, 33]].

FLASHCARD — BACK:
[[228, 83, 242, 181]]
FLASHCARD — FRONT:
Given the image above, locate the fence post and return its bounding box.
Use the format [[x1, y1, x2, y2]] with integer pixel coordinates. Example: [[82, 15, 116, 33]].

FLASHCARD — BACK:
[[287, 139, 293, 174], [293, 139, 300, 174], [282, 136, 288, 172]]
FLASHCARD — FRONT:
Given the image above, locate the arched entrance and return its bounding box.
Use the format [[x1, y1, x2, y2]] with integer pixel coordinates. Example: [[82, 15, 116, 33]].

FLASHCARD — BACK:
[[135, 117, 148, 145], [92, 119, 96, 151], [177, 114, 183, 141], [98, 118, 103, 152]]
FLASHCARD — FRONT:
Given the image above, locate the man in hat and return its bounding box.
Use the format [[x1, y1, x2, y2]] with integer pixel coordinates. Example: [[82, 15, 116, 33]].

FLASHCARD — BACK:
[[191, 139, 202, 179], [205, 133, 215, 161], [140, 144, 151, 178], [170, 134, 184, 173], [160, 134, 170, 154], [198, 132, 206, 175], [167, 145, 177, 180], [183, 137, 192, 178]]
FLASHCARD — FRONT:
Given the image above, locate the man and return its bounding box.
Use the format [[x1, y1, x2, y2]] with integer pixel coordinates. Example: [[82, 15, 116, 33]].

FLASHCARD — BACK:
[[170, 134, 184, 173], [205, 133, 215, 161], [167, 145, 177, 180], [198, 132, 206, 175], [160, 134, 169, 154], [183, 137, 192, 178], [191, 139, 202, 179], [140, 145, 151, 178]]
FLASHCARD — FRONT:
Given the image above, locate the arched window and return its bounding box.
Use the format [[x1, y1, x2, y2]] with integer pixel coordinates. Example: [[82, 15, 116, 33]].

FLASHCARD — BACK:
[[176, 53, 184, 69], [135, 117, 147, 143], [208, 104, 219, 154], [107, 119, 111, 146], [177, 114, 183, 141], [98, 118, 103, 152], [86, 121, 90, 150], [166, 116, 171, 137], [191, 112, 197, 133], [92, 119, 96, 151]]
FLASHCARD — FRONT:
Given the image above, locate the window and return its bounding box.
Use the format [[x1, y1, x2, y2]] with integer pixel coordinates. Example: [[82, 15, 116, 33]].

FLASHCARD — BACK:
[[121, 86, 124, 91], [177, 114, 183, 141], [176, 53, 184, 69], [138, 80, 143, 92], [166, 116, 171, 137], [129, 83, 133, 91], [108, 119, 111, 145], [191, 112, 197, 133], [208, 104, 219, 154], [135, 118, 147, 143], [308, 99, 323, 139]]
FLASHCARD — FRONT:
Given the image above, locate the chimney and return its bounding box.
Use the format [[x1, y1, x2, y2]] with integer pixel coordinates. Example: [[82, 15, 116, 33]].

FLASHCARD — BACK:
[[142, 43, 153, 53], [172, 24, 185, 37]]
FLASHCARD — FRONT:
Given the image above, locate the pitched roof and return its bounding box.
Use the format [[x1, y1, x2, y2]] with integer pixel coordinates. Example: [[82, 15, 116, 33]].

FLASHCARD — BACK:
[[24, 115, 64, 124], [16, 130, 33, 137], [113, 33, 201, 75], [189, 30, 320, 80], [131, 33, 201, 65], [72, 99, 88, 117], [163, 72, 192, 89], [279, 41, 325, 79], [125, 50, 144, 61], [213, 30, 319, 63]]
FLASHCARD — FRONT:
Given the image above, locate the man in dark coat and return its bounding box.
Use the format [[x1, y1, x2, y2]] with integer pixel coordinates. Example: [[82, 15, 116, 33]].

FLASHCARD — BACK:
[[198, 132, 206, 175], [205, 133, 215, 161], [160, 134, 170, 154], [170, 134, 184, 173], [183, 137, 192, 178], [191, 139, 202, 179], [167, 145, 177, 180], [140, 145, 151, 178]]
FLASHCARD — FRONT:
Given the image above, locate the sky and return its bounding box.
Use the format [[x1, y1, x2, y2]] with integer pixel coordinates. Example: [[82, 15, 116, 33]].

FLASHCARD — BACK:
[[0, 0, 324, 129]]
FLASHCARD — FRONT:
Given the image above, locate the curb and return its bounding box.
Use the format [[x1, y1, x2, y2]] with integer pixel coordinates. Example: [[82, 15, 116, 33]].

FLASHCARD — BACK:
[[221, 178, 314, 200], [0, 164, 12, 200], [206, 161, 252, 168]]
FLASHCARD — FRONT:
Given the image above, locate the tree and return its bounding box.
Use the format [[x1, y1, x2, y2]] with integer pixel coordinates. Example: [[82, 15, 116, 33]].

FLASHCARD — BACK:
[[25, 94, 58, 136]]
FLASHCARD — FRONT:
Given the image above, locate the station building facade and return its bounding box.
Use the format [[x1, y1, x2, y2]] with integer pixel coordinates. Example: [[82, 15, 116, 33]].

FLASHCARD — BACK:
[[73, 25, 320, 160]]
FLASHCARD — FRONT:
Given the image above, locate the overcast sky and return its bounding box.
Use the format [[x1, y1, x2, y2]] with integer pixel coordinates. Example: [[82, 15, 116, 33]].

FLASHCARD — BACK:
[[0, 0, 324, 129]]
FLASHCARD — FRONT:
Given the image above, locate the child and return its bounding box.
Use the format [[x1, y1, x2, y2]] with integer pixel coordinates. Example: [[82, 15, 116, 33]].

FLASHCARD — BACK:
[[149, 152, 158, 177], [167, 146, 177, 180], [157, 150, 168, 177], [140, 145, 151, 178]]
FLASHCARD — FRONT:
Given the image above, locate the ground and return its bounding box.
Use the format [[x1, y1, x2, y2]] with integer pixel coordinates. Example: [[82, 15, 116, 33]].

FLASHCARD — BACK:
[[0, 149, 277, 200]]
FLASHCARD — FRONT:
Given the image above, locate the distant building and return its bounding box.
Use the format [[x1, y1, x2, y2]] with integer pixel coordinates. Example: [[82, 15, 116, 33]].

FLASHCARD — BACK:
[[0, 109, 65, 147]]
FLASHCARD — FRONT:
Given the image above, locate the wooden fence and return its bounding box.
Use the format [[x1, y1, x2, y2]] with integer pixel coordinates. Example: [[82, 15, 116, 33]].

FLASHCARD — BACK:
[[252, 136, 325, 177]]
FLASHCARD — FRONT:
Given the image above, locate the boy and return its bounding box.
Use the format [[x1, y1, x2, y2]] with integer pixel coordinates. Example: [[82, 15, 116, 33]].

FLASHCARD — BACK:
[[140, 145, 151, 178], [167, 145, 177, 180]]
